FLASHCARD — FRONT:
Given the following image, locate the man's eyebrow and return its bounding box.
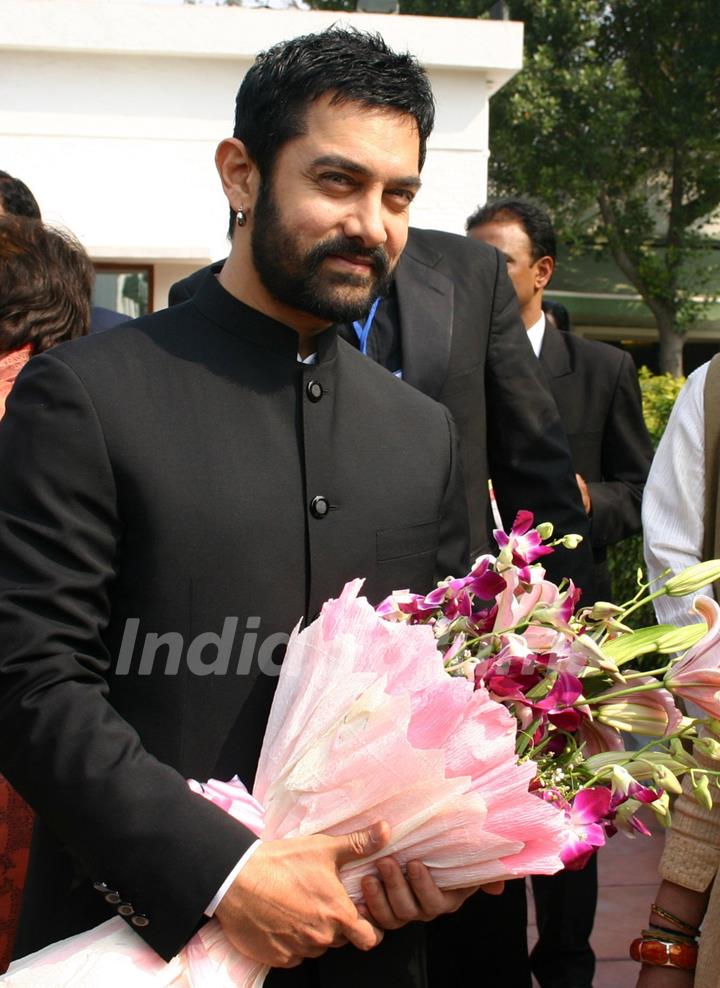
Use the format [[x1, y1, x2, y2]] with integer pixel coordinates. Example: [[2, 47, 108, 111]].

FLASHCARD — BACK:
[[311, 154, 422, 190]]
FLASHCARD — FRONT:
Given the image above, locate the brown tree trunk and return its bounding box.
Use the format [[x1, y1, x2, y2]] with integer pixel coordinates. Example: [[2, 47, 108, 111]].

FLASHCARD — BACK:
[[656, 313, 685, 377]]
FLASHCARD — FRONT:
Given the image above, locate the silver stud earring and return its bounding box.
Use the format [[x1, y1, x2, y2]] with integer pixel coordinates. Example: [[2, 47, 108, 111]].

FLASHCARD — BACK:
[[236, 208, 247, 227]]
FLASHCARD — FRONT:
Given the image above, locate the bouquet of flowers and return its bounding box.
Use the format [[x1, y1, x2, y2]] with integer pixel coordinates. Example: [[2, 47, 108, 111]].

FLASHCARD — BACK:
[[377, 510, 720, 868], [5, 513, 720, 987]]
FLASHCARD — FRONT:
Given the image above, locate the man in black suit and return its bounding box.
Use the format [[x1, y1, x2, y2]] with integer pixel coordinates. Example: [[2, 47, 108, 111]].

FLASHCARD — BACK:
[[170, 233, 595, 587], [468, 197, 653, 988], [0, 28, 490, 986]]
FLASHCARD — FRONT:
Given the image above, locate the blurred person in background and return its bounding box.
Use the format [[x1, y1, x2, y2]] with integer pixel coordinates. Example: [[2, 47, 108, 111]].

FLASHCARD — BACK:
[[0, 169, 126, 334], [466, 196, 653, 988], [0, 213, 93, 973], [636, 356, 720, 988], [0, 171, 41, 221], [0, 216, 94, 415]]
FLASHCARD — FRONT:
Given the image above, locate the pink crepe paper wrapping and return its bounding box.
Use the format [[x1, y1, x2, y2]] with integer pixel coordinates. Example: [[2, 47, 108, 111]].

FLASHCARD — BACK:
[[3, 581, 568, 987]]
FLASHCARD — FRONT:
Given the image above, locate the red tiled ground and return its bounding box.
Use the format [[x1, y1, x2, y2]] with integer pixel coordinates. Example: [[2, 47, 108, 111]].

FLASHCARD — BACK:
[[528, 821, 665, 987]]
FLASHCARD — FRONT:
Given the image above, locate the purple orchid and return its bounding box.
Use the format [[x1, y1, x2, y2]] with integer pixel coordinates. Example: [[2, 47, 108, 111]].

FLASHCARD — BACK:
[[494, 510, 554, 580], [533, 671, 589, 732], [559, 787, 612, 870]]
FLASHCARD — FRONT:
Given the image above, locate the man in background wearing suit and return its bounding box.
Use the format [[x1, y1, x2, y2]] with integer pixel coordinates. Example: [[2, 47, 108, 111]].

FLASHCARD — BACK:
[[0, 28, 490, 986], [468, 197, 653, 988]]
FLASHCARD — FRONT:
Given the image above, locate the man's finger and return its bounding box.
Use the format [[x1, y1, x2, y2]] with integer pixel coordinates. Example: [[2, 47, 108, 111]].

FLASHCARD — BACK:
[[341, 911, 385, 952], [361, 872, 405, 930], [480, 880, 505, 896], [404, 860, 447, 915], [331, 820, 391, 867]]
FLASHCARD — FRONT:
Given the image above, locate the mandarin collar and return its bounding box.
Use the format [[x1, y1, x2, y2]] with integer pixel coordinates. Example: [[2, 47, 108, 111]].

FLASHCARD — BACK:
[[191, 269, 338, 364]]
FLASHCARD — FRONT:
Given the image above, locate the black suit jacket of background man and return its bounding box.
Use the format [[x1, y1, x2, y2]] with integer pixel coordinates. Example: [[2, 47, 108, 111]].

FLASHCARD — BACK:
[[170, 228, 596, 596], [539, 323, 653, 600], [0, 274, 468, 978]]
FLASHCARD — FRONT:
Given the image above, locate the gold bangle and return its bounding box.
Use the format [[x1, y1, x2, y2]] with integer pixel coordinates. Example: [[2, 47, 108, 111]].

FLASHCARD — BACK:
[[650, 903, 701, 937]]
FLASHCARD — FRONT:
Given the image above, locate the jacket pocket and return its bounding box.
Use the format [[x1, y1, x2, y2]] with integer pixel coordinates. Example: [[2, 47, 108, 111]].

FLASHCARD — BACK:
[[376, 520, 440, 562]]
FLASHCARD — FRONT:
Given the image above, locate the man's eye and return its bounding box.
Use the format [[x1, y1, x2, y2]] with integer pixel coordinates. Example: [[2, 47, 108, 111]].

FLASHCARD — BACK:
[[319, 173, 354, 188], [386, 189, 415, 206]]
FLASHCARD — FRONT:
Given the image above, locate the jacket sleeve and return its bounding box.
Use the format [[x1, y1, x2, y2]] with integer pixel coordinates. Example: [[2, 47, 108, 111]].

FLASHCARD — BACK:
[[586, 350, 653, 548], [0, 354, 255, 961], [484, 255, 596, 599], [435, 408, 471, 581], [659, 751, 720, 893]]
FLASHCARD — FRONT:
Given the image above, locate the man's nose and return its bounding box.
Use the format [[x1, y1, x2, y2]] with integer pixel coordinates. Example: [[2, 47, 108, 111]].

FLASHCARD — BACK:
[[343, 192, 388, 248]]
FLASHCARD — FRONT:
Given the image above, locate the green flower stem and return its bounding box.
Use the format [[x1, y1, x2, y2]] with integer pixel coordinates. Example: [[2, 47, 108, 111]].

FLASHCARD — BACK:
[[619, 587, 668, 623], [578, 726, 697, 790], [624, 666, 672, 680], [572, 681, 663, 707]]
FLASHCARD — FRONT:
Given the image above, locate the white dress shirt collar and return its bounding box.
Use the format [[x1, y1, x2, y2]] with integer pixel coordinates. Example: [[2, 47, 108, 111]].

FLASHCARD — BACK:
[[526, 312, 546, 358]]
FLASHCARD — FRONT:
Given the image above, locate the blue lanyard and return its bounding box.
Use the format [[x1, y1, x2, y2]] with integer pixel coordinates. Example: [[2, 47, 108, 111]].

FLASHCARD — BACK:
[[352, 297, 381, 356]]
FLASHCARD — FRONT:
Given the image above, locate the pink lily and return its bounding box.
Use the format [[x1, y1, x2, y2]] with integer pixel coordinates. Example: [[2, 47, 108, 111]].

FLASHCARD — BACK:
[[574, 717, 625, 758], [664, 595, 720, 717], [594, 676, 684, 737]]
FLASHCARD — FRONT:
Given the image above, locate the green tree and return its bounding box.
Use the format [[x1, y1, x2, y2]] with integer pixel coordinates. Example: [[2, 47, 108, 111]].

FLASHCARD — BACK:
[[488, 0, 720, 376]]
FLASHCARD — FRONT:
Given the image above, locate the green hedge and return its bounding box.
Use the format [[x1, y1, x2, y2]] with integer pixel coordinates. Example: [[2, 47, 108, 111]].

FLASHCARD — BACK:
[[606, 367, 685, 625]]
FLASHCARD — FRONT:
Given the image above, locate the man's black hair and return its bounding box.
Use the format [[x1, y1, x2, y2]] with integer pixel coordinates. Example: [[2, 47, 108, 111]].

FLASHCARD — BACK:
[[0, 171, 41, 220], [228, 27, 435, 235], [465, 197, 556, 263], [542, 298, 572, 333]]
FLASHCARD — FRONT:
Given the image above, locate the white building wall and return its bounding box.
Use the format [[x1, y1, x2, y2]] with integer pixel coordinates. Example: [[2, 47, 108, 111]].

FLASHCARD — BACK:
[[0, 0, 523, 310]]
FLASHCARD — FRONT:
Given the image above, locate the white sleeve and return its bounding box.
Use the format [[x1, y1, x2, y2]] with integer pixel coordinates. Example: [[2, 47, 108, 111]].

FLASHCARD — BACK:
[[642, 362, 711, 626], [204, 839, 262, 917]]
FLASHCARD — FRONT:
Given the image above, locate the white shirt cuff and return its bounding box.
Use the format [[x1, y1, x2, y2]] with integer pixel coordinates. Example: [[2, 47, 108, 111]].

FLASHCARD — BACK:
[[204, 839, 262, 917]]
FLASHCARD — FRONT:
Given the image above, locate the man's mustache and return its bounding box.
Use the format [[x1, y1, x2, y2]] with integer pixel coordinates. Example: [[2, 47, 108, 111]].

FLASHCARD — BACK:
[[308, 237, 391, 279]]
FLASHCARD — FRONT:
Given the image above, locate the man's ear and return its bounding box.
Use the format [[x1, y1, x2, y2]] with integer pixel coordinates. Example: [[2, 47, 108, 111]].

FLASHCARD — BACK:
[[215, 138, 260, 212], [535, 255, 555, 291]]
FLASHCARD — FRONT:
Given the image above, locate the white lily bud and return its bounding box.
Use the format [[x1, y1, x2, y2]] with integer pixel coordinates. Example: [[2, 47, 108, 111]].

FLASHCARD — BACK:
[[694, 737, 720, 760], [587, 601, 625, 621], [655, 622, 708, 654], [663, 560, 720, 596]]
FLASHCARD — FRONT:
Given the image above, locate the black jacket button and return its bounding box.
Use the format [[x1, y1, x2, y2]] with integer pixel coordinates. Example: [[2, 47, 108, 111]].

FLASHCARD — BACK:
[[306, 380, 323, 402], [131, 914, 150, 928], [93, 881, 109, 893], [105, 891, 122, 905], [117, 903, 135, 916], [310, 496, 329, 518]]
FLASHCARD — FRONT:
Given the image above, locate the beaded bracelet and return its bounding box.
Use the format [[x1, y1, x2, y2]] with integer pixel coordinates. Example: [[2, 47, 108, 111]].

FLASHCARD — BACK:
[[651, 903, 701, 938], [630, 937, 698, 970]]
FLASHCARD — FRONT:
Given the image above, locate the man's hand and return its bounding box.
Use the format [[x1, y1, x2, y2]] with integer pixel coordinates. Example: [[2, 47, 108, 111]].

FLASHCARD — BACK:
[[216, 821, 390, 969], [360, 857, 504, 930], [575, 473, 592, 514]]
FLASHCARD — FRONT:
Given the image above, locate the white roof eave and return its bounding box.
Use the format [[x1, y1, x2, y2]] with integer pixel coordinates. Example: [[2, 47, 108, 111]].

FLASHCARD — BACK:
[[0, 0, 524, 76]]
